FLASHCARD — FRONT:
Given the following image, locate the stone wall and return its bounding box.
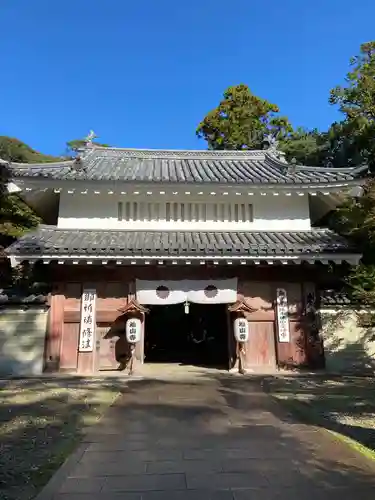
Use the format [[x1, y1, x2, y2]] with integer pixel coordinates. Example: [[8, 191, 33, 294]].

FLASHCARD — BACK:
[[0, 306, 48, 376], [320, 309, 375, 374]]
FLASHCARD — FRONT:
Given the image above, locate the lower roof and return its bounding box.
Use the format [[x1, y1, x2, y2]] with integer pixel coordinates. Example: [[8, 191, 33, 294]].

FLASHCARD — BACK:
[[5, 225, 360, 265]]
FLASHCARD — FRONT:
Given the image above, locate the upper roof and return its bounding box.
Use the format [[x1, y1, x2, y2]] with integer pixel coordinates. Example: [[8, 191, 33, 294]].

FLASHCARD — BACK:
[[6, 146, 367, 187]]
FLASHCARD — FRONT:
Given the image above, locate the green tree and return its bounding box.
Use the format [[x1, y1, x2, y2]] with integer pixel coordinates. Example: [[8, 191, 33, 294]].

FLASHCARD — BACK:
[[279, 127, 327, 166], [330, 178, 375, 306], [196, 84, 293, 150], [0, 136, 61, 163], [329, 41, 375, 171], [0, 137, 60, 245], [0, 135, 110, 244], [328, 42, 375, 318], [66, 139, 109, 156], [196, 84, 329, 166], [0, 194, 41, 242]]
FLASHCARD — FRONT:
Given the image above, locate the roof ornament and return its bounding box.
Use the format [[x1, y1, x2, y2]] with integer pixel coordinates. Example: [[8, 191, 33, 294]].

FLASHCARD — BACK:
[[288, 157, 297, 173], [263, 133, 287, 164], [263, 133, 278, 152], [84, 130, 97, 146], [70, 130, 98, 173]]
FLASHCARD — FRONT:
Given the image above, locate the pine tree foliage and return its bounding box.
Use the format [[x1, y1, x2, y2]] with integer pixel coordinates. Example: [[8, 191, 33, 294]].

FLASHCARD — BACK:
[[330, 179, 375, 308], [196, 84, 293, 150], [329, 41, 375, 172], [195, 84, 334, 167], [328, 42, 375, 314], [66, 139, 109, 155], [195, 43, 375, 321]]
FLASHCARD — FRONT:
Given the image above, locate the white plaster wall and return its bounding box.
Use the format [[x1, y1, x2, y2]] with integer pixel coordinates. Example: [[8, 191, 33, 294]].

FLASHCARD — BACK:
[[252, 194, 310, 231], [57, 192, 311, 231], [0, 307, 48, 376]]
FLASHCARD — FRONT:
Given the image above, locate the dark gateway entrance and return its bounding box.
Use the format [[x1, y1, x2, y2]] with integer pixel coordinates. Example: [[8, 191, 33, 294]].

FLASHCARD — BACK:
[[144, 303, 229, 368]]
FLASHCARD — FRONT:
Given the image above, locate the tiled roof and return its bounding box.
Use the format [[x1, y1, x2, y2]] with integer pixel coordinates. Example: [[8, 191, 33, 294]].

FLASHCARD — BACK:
[[0, 292, 48, 305], [7, 147, 367, 186], [6, 225, 355, 258], [319, 290, 353, 307]]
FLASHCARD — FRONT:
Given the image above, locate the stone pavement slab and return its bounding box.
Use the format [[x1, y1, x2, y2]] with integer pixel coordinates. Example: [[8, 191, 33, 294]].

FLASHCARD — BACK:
[[35, 375, 375, 500]]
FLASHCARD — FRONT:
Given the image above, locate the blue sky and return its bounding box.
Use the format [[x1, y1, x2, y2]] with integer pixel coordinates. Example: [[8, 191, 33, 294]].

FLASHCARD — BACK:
[[1, 0, 374, 155]]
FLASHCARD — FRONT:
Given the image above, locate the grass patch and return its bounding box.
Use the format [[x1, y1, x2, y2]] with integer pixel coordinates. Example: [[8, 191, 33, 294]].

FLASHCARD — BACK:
[[326, 429, 375, 462], [0, 378, 121, 500]]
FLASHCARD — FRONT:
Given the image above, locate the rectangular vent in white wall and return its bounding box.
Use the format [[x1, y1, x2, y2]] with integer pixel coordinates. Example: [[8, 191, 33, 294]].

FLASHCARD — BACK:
[[117, 202, 253, 223], [57, 191, 311, 230]]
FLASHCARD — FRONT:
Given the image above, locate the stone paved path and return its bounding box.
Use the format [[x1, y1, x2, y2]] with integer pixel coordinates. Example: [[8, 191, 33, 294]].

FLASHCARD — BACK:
[[37, 374, 375, 499]]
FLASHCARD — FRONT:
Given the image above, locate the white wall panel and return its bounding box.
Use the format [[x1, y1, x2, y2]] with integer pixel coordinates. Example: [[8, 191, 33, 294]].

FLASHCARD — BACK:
[[58, 192, 311, 231]]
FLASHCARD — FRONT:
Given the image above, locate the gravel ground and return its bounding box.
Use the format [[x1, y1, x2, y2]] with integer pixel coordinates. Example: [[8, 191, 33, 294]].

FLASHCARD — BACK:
[[0, 378, 121, 500], [264, 375, 375, 452]]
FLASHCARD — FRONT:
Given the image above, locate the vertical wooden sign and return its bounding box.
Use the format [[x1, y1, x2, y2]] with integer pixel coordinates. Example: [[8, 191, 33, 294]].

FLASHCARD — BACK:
[[78, 288, 96, 352], [276, 288, 290, 343]]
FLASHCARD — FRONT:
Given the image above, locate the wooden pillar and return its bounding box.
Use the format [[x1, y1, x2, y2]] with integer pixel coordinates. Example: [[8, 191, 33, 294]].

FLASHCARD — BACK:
[[227, 309, 237, 370]]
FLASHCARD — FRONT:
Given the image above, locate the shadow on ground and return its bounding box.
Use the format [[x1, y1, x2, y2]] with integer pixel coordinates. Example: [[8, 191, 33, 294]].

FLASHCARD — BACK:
[[262, 374, 375, 453], [73, 373, 375, 498], [0, 377, 123, 500], [2, 373, 375, 499]]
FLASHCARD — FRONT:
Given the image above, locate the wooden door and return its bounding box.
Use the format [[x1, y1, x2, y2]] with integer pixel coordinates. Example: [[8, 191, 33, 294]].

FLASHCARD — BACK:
[[96, 323, 119, 371], [60, 322, 79, 371], [245, 321, 277, 367]]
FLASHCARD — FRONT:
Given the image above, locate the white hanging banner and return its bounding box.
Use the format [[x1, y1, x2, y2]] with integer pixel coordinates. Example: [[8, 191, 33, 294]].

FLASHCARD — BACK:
[[78, 288, 96, 352], [136, 279, 237, 305], [187, 279, 237, 304], [276, 288, 290, 343], [136, 280, 187, 305]]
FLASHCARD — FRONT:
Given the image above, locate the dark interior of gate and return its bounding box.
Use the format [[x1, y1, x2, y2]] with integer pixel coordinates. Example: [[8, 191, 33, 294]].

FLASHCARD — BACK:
[[144, 303, 229, 368]]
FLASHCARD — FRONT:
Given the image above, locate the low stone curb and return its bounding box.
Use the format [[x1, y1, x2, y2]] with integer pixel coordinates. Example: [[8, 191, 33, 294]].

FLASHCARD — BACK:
[[33, 442, 90, 500]]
